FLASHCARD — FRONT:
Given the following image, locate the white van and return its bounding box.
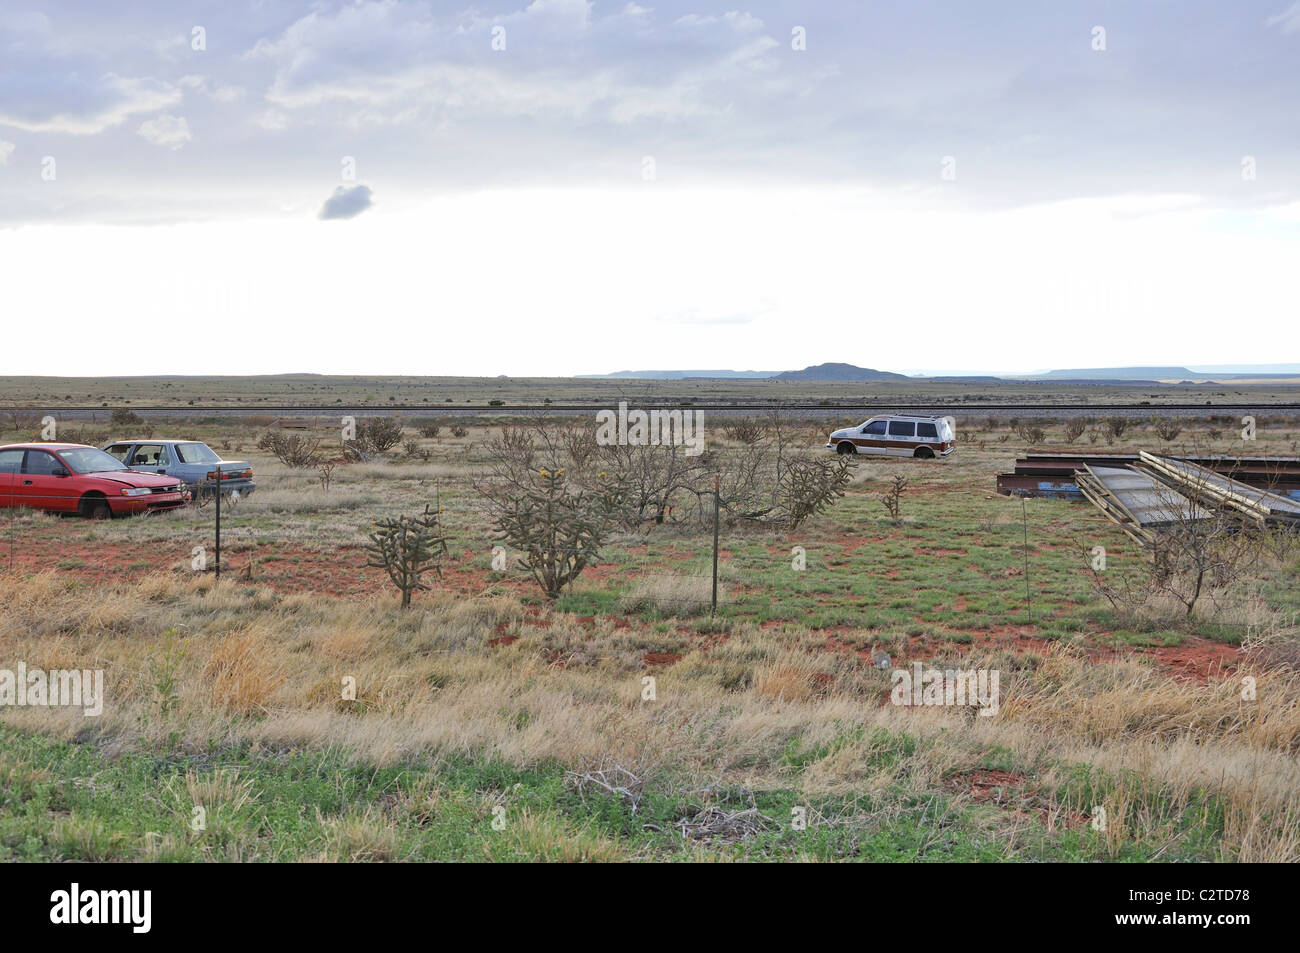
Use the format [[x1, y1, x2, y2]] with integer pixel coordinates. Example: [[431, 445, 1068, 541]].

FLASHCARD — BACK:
[[826, 415, 955, 459]]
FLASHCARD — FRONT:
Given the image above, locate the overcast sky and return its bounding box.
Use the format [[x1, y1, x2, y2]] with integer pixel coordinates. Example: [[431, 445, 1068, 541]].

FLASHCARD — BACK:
[[2, 1, 1297, 376]]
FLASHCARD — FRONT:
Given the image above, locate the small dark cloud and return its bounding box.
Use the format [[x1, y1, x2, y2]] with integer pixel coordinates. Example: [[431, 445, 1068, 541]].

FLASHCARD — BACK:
[[318, 184, 373, 220]]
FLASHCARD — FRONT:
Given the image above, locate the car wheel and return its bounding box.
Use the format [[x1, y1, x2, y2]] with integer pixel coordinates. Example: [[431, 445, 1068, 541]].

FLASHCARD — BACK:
[[79, 496, 111, 520], [836, 441, 857, 455], [914, 447, 935, 459]]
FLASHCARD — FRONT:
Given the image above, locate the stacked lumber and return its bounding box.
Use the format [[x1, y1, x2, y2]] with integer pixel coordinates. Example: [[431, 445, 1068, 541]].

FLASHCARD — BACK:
[[1074, 465, 1207, 546], [996, 453, 1300, 500], [1137, 452, 1300, 528]]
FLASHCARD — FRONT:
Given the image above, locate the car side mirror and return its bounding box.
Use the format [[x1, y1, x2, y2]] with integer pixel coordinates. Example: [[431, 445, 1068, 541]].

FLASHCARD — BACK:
[[52, 467, 69, 477]]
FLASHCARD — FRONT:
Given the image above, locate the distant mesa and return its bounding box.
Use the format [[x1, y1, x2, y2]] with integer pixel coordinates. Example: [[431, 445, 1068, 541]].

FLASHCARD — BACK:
[[577, 369, 777, 380], [772, 363, 910, 382], [1041, 366, 1196, 379], [577, 362, 1295, 383]]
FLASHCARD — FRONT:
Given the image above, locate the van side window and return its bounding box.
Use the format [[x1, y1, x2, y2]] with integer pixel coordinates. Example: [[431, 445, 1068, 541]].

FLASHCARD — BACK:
[[863, 420, 887, 435], [917, 422, 938, 438], [887, 421, 916, 438], [105, 444, 131, 462]]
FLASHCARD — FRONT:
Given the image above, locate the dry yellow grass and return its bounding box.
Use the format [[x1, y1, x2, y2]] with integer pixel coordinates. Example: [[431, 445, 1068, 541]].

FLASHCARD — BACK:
[[2, 569, 1299, 859]]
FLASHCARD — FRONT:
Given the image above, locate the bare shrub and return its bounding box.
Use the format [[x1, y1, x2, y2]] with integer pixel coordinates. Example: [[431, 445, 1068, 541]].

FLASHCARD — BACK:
[[1105, 417, 1130, 441], [349, 417, 404, 455], [257, 431, 321, 468], [451, 425, 469, 438], [1064, 419, 1087, 443], [401, 439, 430, 462], [1017, 424, 1048, 444], [1152, 417, 1183, 442], [109, 408, 144, 429], [418, 423, 441, 438], [722, 418, 764, 444]]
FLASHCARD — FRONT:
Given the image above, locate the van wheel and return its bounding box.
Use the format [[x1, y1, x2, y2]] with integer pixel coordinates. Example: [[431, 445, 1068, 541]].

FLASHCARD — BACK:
[[913, 447, 935, 459], [836, 441, 857, 455], [79, 496, 111, 520]]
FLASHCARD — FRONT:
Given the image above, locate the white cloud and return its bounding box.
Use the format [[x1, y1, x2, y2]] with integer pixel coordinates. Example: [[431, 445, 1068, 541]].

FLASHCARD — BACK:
[[248, 0, 774, 126], [1266, 3, 1300, 33], [0, 75, 181, 135], [137, 113, 192, 149]]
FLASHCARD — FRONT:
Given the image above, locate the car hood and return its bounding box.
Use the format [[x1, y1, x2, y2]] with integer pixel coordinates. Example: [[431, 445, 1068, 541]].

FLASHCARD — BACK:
[[830, 429, 852, 439], [84, 470, 183, 488]]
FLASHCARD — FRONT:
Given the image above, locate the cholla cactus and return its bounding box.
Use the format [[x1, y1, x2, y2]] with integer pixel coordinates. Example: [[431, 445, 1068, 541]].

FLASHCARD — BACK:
[[364, 504, 448, 608], [489, 468, 625, 599]]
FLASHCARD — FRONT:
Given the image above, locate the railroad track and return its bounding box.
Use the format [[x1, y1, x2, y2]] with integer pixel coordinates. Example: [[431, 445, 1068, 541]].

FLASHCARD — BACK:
[[11, 402, 1300, 416]]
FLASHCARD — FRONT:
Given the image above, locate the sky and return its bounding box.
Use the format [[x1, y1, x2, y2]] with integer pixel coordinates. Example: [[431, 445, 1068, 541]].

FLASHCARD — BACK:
[[1, 0, 1298, 377]]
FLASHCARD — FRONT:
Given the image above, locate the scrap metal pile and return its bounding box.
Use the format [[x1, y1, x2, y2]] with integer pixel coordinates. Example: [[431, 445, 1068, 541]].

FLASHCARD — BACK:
[[999, 452, 1300, 546]]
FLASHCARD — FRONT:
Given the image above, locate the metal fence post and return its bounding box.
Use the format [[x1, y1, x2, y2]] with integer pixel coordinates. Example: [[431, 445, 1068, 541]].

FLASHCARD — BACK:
[[712, 474, 720, 615], [214, 464, 221, 581]]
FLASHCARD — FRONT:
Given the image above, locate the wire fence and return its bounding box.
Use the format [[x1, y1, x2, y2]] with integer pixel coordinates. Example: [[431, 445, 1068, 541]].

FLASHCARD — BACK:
[[3, 486, 1297, 630]]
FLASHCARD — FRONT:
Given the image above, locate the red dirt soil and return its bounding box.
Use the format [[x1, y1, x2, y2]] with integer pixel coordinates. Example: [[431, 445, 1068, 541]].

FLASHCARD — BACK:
[[3, 526, 1239, 684]]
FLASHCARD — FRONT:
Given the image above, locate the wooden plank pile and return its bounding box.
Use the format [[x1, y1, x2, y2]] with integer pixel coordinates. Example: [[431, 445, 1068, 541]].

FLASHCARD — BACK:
[[996, 452, 1300, 500], [1074, 465, 1207, 546], [1137, 452, 1300, 528]]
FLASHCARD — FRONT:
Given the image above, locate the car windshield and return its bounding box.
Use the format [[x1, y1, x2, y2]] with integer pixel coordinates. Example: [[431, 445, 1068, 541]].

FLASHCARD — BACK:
[[175, 442, 221, 464], [59, 448, 129, 474]]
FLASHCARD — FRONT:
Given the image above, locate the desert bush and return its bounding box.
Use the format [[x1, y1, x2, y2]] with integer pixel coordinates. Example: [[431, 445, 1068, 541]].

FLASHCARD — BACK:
[[350, 417, 404, 455], [722, 418, 764, 444], [418, 423, 441, 438], [1084, 495, 1272, 621], [1105, 417, 1130, 440], [451, 425, 469, 438], [1064, 419, 1087, 443], [1017, 424, 1048, 444], [1153, 417, 1183, 442], [109, 408, 144, 428], [257, 431, 321, 468], [401, 439, 430, 462], [364, 504, 448, 608]]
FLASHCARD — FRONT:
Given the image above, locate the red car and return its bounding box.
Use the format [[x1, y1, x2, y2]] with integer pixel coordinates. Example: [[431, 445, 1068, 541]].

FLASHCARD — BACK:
[[0, 443, 190, 518]]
